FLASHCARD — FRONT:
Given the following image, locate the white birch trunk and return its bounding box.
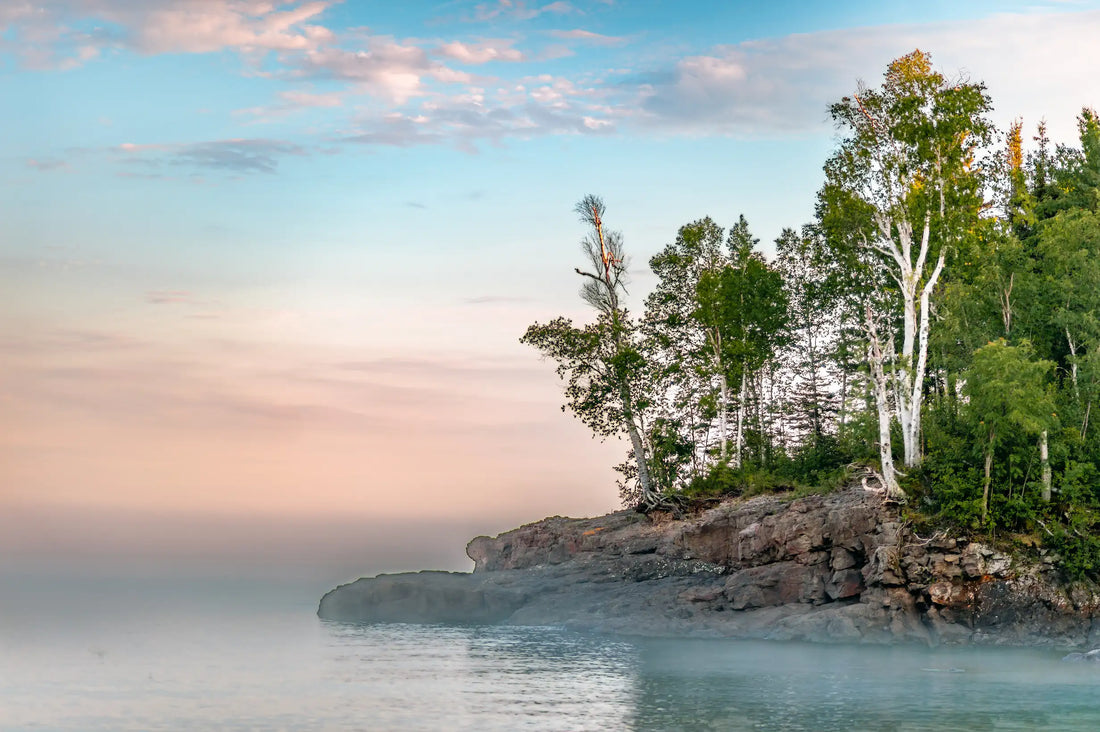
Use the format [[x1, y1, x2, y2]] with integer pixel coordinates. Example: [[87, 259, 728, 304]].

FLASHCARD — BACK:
[[734, 368, 748, 469], [719, 373, 729, 463], [623, 400, 655, 502], [866, 306, 902, 498], [1067, 328, 1080, 398], [1040, 429, 1052, 503], [756, 370, 766, 465], [873, 212, 940, 470]]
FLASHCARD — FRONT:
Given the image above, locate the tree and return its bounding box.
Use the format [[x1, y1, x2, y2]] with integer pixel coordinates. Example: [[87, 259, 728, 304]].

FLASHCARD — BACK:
[[643, 217, 728, 472], [776, 227, 841, 444], [1035, 108, 1100, 220], [818, 49, 994, 497], [1033, 210, 1100, 399], [522, 196, 659, 507], [963, 339, 1054, 523], [695, 218, 789, 467]]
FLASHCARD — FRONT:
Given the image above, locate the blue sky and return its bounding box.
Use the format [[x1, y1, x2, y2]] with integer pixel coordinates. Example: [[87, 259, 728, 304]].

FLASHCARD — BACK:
[[3, 0, 1100, 567]]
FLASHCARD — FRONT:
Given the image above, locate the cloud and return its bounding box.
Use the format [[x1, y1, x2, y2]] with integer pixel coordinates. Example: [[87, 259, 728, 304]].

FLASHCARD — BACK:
[[291, 38, 471, 103], [25, 158, 69, 172], [234, 89, 344, 120], [1, 0, 339, 70], [547, 28, 626, 46], [331, 9, 1100, 150], [344, 86, 615, 151], [436, 39, 525, 64], [145, 290, 194, 305], [469, 0, 576, 22], [116, 138, 307, 174], [463, 295, 533, 305], [631, 10, 1100, 139]]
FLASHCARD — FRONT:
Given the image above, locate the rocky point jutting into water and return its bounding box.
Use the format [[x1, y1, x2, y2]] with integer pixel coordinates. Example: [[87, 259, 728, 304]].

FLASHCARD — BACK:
[[319, 484, 1100, 647]]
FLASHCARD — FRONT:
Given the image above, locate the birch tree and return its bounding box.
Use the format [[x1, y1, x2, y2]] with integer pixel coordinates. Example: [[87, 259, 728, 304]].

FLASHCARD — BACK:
[[818, 50, 993, 497]]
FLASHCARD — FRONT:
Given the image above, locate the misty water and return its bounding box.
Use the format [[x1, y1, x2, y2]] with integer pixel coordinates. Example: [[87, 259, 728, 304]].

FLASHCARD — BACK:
[[4, 568, 1100, 731]]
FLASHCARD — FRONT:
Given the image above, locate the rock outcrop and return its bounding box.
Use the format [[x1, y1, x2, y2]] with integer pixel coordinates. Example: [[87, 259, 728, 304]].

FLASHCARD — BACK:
[[318, 485, 1100, 647]]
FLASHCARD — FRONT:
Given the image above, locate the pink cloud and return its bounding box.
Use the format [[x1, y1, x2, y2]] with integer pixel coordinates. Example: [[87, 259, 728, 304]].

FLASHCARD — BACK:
[[1, 0, 338, 69], [470, 0, 575, 22], [293, 38, 464, 103], [234, 89, 344, 120], [145, 290, 194, 304], [25, 158, 69, 172], [123, 0, 336, 55], [437, 39, 525, 64], [547, 28, 627, 46]]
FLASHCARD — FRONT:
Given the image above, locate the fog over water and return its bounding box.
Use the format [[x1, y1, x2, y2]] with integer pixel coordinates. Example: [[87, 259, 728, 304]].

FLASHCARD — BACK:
[[5, 552, 1100, 730], [0, 502, 509, 586], [4, 502, 1099, 730]]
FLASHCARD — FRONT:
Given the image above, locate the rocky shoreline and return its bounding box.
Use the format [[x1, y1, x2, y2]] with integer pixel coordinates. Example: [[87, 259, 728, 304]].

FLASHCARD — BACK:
[[318, 484, 1100, 648]]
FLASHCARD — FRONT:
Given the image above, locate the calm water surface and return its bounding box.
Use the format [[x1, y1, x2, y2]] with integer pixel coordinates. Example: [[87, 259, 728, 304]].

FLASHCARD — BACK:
[[3, 569, 1100, 731]]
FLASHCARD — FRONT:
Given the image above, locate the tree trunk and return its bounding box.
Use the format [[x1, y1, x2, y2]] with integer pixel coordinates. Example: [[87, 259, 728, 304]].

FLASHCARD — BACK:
[[719, 373, 729, 463], [734, 368, 748, 469], [1067, 328, 1080, 399], [901, 249, 945, 468], [1040, 429, 1052, 503], [866, 307, 902, 498], [756, 370, 767, 466], [622, 393, 655, 503], [1000, 272, 1014, 336], [805, 325, 822, 438], [873, 213, 942, 471], [839, 368, 848, 428], [982, 428, 995, 524]]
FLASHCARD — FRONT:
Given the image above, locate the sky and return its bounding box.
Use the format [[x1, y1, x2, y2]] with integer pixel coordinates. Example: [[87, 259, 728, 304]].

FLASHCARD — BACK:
[[2, 0, 1099, 576]]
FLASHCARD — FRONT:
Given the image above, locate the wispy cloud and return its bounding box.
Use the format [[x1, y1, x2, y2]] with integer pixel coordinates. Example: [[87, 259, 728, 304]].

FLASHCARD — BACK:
[[463, 295, 533, 305], [145, 290, 194, 305], [290, 38, 470, 103], [547, 28, 627, 46], [1, 0, 338, 70], [627, 10, 1100, 138], [469, 0, 576, 22], [234, 89, 344, 121], [25, 158, 69, 172], [116, 138, 307, 174], [436, 38, 525, 63]]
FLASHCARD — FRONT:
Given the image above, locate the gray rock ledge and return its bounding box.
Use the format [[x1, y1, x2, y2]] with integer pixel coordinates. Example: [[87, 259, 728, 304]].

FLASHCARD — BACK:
[[319, 486, 1100, 648]]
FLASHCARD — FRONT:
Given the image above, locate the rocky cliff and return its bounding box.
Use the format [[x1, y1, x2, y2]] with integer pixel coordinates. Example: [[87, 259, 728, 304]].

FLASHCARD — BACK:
[[318, 484, 1100, 647]]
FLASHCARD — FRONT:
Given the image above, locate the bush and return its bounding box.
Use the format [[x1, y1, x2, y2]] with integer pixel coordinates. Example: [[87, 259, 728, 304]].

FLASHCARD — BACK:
[[682, 463, 796, 499]]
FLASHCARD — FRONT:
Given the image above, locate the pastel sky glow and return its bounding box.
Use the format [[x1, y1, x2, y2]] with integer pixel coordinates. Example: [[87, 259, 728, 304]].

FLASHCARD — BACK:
[[3, 0, 1099, 572]]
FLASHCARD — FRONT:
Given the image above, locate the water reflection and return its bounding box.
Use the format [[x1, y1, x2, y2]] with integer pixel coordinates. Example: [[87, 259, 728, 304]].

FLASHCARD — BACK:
[[321, 623, 1100, 732], [4, 571, 1100, 732]]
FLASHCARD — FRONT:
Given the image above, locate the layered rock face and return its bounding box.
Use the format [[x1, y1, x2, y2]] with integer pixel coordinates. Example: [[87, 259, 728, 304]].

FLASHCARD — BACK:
[[319, 486, 1100, 647]]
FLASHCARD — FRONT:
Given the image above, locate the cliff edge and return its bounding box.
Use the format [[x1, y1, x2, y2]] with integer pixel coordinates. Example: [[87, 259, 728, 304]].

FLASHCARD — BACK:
[[318, 484, 1100, 647]]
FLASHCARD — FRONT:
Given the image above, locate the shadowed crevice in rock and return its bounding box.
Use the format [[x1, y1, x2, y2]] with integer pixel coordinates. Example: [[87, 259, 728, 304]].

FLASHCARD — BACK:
[[319, 486, 1100, 648]]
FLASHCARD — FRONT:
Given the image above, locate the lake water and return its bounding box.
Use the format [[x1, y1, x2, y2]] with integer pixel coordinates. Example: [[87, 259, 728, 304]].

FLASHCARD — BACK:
[[4, 567, 1100, 731]]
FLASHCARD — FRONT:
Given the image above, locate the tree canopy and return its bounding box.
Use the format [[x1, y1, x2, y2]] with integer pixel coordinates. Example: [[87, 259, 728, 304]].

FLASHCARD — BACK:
[[523, 51, 1100, 577]]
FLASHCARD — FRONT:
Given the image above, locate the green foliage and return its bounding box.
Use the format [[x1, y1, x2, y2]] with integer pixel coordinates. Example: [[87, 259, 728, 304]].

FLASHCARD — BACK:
[[525, 54, 1100, 582], [646, 418, 695, 492], [521, 314, 647, 439], [682, 463, 798, 499], [1047, 530, 1100, 582], [963, 339, 1054, 441], [695, 242, 790, 382]]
